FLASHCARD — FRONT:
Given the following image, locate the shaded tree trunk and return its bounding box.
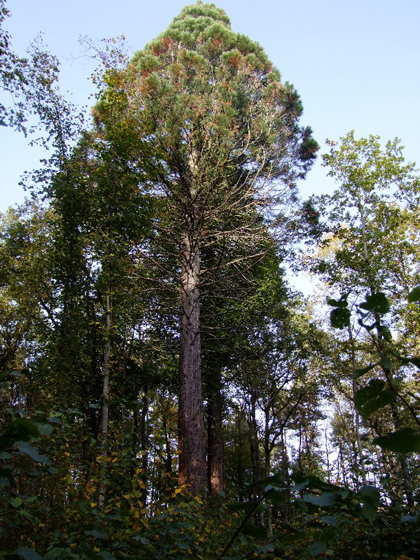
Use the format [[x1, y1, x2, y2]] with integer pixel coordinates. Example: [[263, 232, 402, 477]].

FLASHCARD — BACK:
[[207, 378, 225, 494], [248, 392, 261, 487], [98, 291, 112, 508], [178, 234, 207, 491]]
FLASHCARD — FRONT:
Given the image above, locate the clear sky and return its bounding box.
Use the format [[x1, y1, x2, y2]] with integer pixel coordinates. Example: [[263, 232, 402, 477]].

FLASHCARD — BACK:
[[1, 0, 419, 212]]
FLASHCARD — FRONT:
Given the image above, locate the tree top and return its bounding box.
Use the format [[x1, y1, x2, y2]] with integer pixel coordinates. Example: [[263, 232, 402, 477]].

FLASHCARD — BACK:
[[172, 2, 231, 28], [132, 2, 272, 77]]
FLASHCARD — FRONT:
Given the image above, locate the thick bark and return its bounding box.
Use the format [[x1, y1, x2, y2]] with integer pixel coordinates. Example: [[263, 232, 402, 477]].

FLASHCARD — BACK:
[[207, 380, 225, 494], [178, 235, 207, 491]]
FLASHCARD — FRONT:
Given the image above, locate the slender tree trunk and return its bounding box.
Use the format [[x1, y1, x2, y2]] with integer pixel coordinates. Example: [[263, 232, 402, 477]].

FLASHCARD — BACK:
[[139, 390, 149, 507], [263, 407, 271, 479], [348, 325, 366, 487], [263, 406, 273, 534], [178, 234, 207, 491], [249, 392, 261, 487], [162, 403, 173, 477], [280, 429, 291, 522], [207, 379, 225, 494], [98, 291, 112, 508]]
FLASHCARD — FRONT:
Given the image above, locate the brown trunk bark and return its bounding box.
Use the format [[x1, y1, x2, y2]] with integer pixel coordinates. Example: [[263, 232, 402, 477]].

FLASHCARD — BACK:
[[207, 381, 225, 494], [178, 234, 207, 491]]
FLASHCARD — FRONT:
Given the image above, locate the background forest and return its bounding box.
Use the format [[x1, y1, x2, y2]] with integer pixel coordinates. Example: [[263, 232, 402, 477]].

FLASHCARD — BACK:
[[1, 2, 420, 559]]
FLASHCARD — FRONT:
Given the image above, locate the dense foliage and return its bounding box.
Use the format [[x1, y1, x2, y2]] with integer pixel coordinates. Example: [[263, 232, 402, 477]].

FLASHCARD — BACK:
[[1, 2, 419, 558]]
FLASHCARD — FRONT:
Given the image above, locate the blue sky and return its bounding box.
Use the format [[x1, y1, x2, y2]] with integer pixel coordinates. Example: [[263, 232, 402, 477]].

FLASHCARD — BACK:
[[1, 0, 419, 212]]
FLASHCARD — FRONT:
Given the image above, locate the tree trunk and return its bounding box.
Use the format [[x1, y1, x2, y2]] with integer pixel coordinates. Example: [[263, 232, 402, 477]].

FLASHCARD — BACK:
[[139, 390, 149, 507], [178, 234, 207, 491], [98, 291, 112, 508], [248, 392, 261, 487], [207, 379, 225, 494]]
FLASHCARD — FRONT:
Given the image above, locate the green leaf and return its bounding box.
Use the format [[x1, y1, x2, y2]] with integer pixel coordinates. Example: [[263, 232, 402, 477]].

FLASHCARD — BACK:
[[407, 357, 420, 368], [309, 542, 328, 556], [352, 362, 379, 379], [265, 490, 285, 506], [0, 452, 12, 459], [373, 428, 420, 453], [98, 553, 117, 560], [0, 370, 26, 381], [10, 497, 22, 508], [16, 442, 50, 464], [330, 307, 351, 329], [16, 548, 45, 560], [377, 324, 392, 341], [303, 492, 336, 507], [35, 423, 53, 436], [326, 296, 348, 308], [400, 356, 420, 369], [400, 515, 419, 524], [359, 292, 390, 314], [85, 530, 106, 539], [0, 418, 40, 451], [408, 286, 420, 302], [379, 357, 392, 369], [44, 547, 76, 559], [242, 524, 267, 540], [357, 485, 380, 522], [289, 479, 310, 492], [354, 380, 397, 417], [320, 515, 338, 526]]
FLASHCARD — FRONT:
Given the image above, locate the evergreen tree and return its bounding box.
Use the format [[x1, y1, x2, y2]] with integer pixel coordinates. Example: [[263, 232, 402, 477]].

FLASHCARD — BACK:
[[96, 1, 317, 490]]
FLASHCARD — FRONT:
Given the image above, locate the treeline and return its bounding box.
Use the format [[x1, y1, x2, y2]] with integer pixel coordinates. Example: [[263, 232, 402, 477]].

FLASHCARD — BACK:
[[1, 2, 420, 559]]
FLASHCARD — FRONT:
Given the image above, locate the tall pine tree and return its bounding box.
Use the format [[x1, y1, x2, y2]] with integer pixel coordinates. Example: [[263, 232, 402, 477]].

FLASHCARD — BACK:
[[96, 1, 317, 491]]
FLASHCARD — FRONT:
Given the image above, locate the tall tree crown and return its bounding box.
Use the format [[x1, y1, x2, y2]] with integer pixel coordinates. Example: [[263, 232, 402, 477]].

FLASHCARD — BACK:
[[125, 2, 317, 193]]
